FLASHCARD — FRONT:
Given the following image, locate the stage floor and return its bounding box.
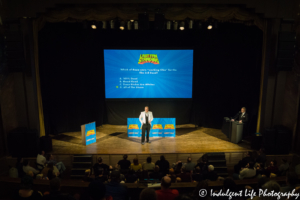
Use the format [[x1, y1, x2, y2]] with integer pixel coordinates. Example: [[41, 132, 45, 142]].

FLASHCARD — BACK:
[[50, 124, 251, 154]]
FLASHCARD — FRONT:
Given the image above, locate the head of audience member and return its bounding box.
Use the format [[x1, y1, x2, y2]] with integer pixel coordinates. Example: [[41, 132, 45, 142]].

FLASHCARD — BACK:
[[176, 162, 182, 170], [154, 165, 160, 172], [160, 155, 166, 161], [98, 157, 103, 164], [27, 171, 34, 177], [133, 158, 139, 165], [39, 150, 45, 156], [169, 168, 175, 175], [47, 169, 55, 180], [46, 154, 53, 161], [176, 177, 181, 182], [147, 157, 152, 163], [247, 151, 253, 158], [223, 177, 236, 192], [161, 176, 172, 190], [286, 172, 298, 186], [145, 106, 149, 113], [247, 162, 255, 169], [140, 188, 157, 200], [256, 163, 264, 170], [123, 154, 128, 160], [259, 148, 265, 155], [201, 154, 208, 163], [257, 177, 269, 189], [50, 177, 61, 191], [193, 180, 209, 199], [270, 160, 277, 167], [174, 194, 194, 200], [111, 170, 121, 182], [261, 181, 280, 200], [23, 159, 29, 166], [187, 157, 192, 163], [20, 175, 33, 190], [195, 166, 201, 174], [208, 165, 214, 172], [88, 180, 106, 200], [241, 107, 246, 113]]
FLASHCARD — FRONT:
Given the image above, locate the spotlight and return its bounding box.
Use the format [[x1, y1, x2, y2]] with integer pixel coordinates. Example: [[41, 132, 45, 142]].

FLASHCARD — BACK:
[[189, 20, 193, 29], [110, 20, 115, 29], [173, 21, 178, 30], [102, 21, 107, 29], [127, 21, 131, 30], [134, 21, 138, 30], [91, 22, 97, 29], [120, 21, 125, 30], [207, 24, 213, 30], [179, 21, 185, 30], [166, 21, 171, 30]]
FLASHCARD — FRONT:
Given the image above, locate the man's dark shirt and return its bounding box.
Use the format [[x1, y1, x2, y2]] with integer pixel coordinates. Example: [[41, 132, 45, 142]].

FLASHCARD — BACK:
[[105, 181, 128, 200], [195, 162, 208, 173], [93, 163, 109, 176], [233, 112, 248, 123], [155, 160, 170, 174], [118, 160, 131, 170]]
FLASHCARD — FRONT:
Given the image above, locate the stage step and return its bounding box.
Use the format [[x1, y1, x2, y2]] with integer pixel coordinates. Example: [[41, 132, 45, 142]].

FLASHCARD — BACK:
[[207, 160, 226, 165], [206, 153, 225, 160], [72, 162, 93, 169], [73, 154, 93, 162], [206, 152, 228, 177], [71, 154, 93, 178]]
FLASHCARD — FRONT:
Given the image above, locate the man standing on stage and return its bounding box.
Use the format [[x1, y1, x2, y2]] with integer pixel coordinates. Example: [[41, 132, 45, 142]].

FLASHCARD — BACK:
[[139, 106, 153, 145], [231, 107, 248, 123]]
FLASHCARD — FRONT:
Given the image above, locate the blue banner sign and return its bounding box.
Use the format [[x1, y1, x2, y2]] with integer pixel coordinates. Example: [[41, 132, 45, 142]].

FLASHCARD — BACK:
[[127, 118, 176, 138], [81, 122, 97, 146]]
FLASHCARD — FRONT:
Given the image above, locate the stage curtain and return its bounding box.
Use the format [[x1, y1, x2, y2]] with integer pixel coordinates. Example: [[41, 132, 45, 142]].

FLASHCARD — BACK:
[[34, 5, 264, 30], [32, 5, 264, 136]]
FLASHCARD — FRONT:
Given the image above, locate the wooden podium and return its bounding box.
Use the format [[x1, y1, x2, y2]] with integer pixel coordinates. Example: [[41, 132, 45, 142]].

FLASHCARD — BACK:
[[222, 118, 244, 144], [230, 121, 243, 144]]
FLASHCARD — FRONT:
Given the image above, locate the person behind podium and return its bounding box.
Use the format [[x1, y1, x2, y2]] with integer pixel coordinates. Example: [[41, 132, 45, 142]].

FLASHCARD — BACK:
[[231, 107, 248, 123], [139, 106, 153, 145]]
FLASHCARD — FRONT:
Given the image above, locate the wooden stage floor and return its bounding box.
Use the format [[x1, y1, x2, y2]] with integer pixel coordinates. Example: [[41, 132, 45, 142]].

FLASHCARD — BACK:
[[50, 124, 251, 154]]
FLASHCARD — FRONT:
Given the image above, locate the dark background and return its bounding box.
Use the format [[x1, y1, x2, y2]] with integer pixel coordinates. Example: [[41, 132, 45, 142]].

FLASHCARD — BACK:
[[39, 22, 262, 135]]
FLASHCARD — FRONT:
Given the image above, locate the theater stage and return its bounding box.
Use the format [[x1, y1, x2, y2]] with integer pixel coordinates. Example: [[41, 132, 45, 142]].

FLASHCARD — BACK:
[[50, 124, 251, 154]]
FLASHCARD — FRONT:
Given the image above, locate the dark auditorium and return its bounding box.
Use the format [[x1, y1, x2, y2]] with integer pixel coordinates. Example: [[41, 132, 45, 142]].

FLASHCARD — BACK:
[[1, 1, 300, 200]]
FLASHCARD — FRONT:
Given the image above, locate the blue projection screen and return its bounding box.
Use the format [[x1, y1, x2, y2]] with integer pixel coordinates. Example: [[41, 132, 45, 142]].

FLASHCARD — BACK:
[[104, 49, 193, 98]]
